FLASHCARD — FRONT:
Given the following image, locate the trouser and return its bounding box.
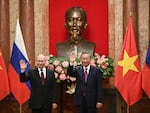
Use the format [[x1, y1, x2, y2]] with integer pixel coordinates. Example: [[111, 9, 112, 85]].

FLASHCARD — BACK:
[[77, 96, 97, 113], [32, 106, 51, 113]]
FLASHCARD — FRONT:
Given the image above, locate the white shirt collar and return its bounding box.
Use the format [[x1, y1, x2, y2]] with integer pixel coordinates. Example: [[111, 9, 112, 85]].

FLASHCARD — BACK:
[[84, 65, 90, 73], [38, 67, 46, 78], [38, 67, 46, 72]]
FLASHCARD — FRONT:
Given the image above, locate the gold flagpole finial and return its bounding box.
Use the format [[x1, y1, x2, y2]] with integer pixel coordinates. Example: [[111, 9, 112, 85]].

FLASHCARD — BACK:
[[16, 15, 19, 19], [129, 12, 132, 17]]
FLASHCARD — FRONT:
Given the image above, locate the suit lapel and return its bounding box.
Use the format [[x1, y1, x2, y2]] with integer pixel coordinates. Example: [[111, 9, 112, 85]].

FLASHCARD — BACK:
[[35, 68, 41, 79], [77, 66, 85, 82], [35, 67, 47, 86], [87, 66, 93, 82]]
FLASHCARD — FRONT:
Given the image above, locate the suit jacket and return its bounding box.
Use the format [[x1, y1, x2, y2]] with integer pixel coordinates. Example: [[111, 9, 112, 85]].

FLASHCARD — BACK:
[[20, 67, 57, 109], [67, 65, 103, 107]]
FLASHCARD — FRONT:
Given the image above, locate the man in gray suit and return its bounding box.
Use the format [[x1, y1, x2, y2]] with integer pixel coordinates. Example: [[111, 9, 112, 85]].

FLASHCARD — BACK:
[[20, 54, 57, 113]]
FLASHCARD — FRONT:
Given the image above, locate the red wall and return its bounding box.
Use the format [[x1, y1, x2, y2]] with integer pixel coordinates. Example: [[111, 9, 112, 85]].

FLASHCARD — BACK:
[[49, 0, 108, 56]]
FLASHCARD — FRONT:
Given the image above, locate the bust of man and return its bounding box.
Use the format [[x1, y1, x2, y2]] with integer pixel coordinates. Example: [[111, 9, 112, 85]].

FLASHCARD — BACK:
[[56, 6, 95, 58]]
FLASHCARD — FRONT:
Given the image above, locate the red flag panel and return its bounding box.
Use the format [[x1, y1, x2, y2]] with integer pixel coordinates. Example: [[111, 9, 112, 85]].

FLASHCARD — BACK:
[[115, 17, 142, 106], [142, 42, 150, 99], [0, 48, 10, 100]]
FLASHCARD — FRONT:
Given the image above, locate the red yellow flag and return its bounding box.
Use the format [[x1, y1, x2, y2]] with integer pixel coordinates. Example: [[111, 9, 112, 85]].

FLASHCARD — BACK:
[[0, 48, 10, 100], [142, 42, 150, 99], [115, 17, 142, 106]]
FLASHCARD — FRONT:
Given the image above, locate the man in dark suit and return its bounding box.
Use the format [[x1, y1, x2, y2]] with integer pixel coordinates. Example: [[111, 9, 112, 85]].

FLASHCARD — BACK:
[[67, 51, 103, 113], [19, 54, 57, 113]]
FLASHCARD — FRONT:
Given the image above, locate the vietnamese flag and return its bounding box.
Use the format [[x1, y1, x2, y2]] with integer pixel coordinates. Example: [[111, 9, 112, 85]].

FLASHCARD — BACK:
[[115, 17, 142, 106], [0, 48, 10, 100], [142, 42, 150, 99]]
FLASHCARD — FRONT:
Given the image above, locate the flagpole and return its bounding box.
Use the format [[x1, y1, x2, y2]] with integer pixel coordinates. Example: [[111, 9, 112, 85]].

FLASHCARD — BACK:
[[20, 104, 22, 113], [127, 105, 129, 113], [129, 12, 132, 17]]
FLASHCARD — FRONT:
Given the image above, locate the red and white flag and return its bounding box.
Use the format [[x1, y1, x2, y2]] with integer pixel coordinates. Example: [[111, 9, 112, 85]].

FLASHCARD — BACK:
[[8, 19, 31, 104]]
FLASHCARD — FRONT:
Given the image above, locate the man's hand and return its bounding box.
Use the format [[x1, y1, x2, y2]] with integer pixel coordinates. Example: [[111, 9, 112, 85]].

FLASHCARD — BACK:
[[52, 103, 57, 109], [19, 60, 27, 72], [96, 102, 103, 109]]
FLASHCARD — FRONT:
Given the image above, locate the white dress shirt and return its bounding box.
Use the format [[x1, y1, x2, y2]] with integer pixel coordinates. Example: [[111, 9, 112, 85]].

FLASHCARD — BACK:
[[38, 67, 46, 79], [83, 65, 90, 74]]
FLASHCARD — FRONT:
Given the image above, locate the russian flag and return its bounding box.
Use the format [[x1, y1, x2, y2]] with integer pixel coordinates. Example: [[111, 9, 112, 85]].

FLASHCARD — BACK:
[[142, 42, 150, 99], [8, 19, 31, 104]]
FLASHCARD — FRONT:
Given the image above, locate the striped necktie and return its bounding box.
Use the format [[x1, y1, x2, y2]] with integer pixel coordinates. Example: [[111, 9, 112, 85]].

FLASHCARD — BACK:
[[84, 67, 88, 82]]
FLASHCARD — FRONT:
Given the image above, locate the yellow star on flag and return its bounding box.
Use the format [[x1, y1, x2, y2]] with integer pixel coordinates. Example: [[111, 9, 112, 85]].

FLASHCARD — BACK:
[[118, 50, 138, 77]]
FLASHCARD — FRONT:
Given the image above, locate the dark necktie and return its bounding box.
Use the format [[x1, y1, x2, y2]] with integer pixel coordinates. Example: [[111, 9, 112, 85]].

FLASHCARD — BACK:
[[41, 69, 45, 85], [84, 67, 88, 82]]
